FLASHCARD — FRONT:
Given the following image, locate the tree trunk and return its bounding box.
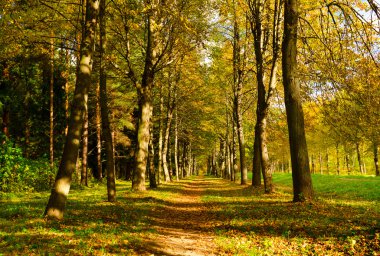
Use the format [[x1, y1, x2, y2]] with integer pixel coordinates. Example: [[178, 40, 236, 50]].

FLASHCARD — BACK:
[[252, 129, 261, 186], [132, 9, 155, 191], [49, 36, 54, 170], [100, 0, 115, 201], [148, 105, 157, 188], [162, 86, 174, 182], [374, 142, 379, 176], [96, 82, 103, 180], [81, 104, 88, 186], [336, 143, 340, 175], [44, 0, 99, 219], [356, 142, 364, 174], [174, 89, 179, 181], [232, 120, 238, 181], [318, 151, 322, 174], [158, 86, 164, 184], [325, 150, 329, 175], [282, 0, 313, 202]]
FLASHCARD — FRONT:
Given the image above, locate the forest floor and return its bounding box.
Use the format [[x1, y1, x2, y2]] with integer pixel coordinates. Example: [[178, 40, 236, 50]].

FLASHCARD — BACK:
[[0, 174, 379, 255]]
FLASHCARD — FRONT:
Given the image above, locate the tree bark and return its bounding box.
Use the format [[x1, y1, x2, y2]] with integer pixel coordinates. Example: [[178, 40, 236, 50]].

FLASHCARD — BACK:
[[81, 104, 88, 186], [162, 85, 174, 182], [282, 0, 313, 202], [148, 105, 157, 188], [174, 88, 179, 181], [158, 86, 164, 183], [252, 129, 261, 186], [336, 143, 340, 175], [232, 7, 247, 185], [49, 36, 54, 170], [96, 82, 103, 180], [44, 0, 99, 219], [100, 0, 116, 201], [356, 142, 364, 174]]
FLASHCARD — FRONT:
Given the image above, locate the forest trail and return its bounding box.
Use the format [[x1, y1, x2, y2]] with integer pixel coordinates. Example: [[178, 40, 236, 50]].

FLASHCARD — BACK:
[[142, 176, 226, 255]]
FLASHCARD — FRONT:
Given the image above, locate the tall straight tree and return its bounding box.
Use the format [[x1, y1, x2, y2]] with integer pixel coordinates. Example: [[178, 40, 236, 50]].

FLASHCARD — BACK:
[[282, 0, 313, 202], [132, 4, 155, 191], [100, 0, 116, 201], [248, 0, 282, 193], [232, 1, 248, 185], [44, 0, 100, 219]]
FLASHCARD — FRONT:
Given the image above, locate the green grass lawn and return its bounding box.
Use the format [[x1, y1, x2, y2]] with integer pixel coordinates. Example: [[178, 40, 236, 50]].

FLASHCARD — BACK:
[[205, 173, 380, 255], [1, 174, 379, 255]]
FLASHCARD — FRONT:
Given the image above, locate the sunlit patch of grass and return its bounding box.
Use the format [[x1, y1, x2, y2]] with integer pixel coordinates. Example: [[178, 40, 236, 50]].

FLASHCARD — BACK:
[[203, 175, 380, 255], [0, 179, 180, 255]]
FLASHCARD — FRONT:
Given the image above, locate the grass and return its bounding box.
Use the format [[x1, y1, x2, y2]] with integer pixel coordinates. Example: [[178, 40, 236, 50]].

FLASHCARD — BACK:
[[0, 180, 183, 255], [0, 174, 379, 255], [204, 173, 380, 255]]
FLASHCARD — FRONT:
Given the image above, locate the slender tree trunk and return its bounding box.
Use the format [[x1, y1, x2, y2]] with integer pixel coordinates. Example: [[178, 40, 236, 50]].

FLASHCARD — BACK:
[[100, 0, 115, 201], [158, 86, 164, 184], [336, 143, 340, 175], [326, 150, 329, 175], [44, 0, 99, 219], [374, 142, 379, 176], [318, 151, 322, 174], [148, 105, 157, 188], [311, 154, 315, 174], [50, 36, 54, 170], [282, 0, 313, 202], [232, 120, 238, 181], [356, 142, 364, 174], [64, 50, 70, 136], [232, 8, 247, 185], [162, 86, 174, 182], [174, 89, 179, 181], [96, 82, 103, 180], [81, 104, 88, 186], [346, 154, 351, 175]]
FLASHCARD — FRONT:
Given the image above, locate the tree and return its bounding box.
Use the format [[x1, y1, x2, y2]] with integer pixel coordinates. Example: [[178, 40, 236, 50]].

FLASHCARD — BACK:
[[44, 0, 100, 219], [100, 0, 116, 201], [282, 0, 313, 202], [247, 0, 282, 193]]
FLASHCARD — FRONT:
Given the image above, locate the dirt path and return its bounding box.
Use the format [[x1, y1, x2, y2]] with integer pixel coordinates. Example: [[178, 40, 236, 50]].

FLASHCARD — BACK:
[[143, 176, 221, 256]]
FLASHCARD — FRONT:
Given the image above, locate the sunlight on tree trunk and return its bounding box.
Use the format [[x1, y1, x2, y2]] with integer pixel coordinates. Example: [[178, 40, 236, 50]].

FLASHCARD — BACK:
[[44, 0, 100, 219]]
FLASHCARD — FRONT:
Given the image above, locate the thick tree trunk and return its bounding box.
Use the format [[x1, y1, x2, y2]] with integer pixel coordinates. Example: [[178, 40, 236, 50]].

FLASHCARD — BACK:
[[282, 0, 313, 202], [252, 128, 261, 186], [44, 0, 99, 219], [132, 9, 155, 191], [100, 0, 115, 201], [81, 105, 88, 186]]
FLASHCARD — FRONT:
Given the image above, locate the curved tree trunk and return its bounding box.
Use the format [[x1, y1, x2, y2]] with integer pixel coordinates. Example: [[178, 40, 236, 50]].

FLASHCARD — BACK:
[[282, 0, 313, 202], [44, 0, 100, 219]]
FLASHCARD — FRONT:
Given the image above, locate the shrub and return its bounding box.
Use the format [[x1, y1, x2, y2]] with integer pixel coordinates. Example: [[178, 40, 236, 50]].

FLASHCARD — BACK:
[[0, 137, 56, 192]]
